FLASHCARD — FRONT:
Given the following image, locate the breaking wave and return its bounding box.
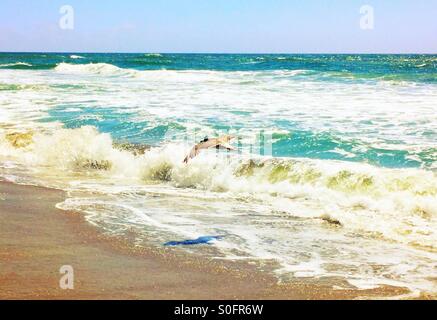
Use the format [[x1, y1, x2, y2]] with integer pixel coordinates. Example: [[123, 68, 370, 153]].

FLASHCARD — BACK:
[[55, 62, 137, 77], [0, 62, 33, 69], [70, 55, 85, 59], [1, 126, 436, 250]]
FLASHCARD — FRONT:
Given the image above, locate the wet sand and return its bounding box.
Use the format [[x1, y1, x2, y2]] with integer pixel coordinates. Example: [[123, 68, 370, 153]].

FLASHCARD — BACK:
[[0, 180, 412, 300]]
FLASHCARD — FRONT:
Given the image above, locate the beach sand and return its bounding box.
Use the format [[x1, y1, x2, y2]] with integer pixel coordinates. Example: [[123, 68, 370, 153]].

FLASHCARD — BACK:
[[0, 180, 412, 300]]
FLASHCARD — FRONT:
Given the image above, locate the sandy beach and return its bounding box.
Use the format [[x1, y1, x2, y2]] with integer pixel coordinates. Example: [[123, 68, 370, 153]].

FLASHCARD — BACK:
[[0, 180, 417, 300]]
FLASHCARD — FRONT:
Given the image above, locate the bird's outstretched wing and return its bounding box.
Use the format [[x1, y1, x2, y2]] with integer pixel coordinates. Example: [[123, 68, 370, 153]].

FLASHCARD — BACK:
[[183, 137, 236, 163], [183, 146, 200, 163]]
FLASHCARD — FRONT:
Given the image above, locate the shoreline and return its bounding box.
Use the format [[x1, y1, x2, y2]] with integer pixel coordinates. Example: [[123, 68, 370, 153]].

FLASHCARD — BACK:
[[0, 180, 418, 299]]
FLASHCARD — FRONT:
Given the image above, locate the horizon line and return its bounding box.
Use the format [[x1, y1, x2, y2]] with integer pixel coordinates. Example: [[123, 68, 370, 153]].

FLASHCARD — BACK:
[[1, 51, 436, 55]]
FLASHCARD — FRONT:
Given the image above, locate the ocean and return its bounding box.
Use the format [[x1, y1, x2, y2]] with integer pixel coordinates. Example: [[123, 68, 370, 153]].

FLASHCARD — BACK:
[[0, 53, 436, 296]]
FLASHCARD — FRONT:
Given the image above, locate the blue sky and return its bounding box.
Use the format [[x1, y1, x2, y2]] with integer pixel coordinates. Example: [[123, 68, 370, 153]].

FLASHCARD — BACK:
[[0, 0, 436, 53]]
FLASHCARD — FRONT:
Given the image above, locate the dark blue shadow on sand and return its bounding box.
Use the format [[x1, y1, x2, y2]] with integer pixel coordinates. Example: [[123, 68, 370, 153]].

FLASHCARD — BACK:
[[164, 236, 223, 246]]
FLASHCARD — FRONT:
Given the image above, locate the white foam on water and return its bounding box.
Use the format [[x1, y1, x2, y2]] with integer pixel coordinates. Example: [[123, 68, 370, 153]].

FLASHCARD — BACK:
[[0, 62, 33, 67], [0, 126, 436, 293], [55, 62, 136, 77], [1, 65, 437, 295]]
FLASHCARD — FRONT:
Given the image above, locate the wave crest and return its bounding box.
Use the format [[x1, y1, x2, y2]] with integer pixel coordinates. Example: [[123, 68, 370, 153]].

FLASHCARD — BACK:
[[0, 62, 33, 69], [55, 62, 137, 77]]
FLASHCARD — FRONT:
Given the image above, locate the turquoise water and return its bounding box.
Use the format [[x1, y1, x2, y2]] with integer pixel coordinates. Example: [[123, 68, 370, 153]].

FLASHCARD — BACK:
[[2, 53, 435, 168], [1, 53, 437, 83], [1, 53, 436, 295], [44, 103, 435, 168]]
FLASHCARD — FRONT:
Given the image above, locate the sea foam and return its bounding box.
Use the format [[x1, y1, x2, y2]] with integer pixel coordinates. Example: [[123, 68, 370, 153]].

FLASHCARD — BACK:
[[1, 126, 436, 251]]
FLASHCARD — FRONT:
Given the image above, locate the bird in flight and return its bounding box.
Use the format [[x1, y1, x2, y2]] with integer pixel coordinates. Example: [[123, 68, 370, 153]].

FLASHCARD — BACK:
[[183, 135, 236, 163]]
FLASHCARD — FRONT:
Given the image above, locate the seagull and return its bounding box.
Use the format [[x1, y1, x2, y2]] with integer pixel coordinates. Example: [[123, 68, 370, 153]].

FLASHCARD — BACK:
[[183, 135, 236, 163]]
